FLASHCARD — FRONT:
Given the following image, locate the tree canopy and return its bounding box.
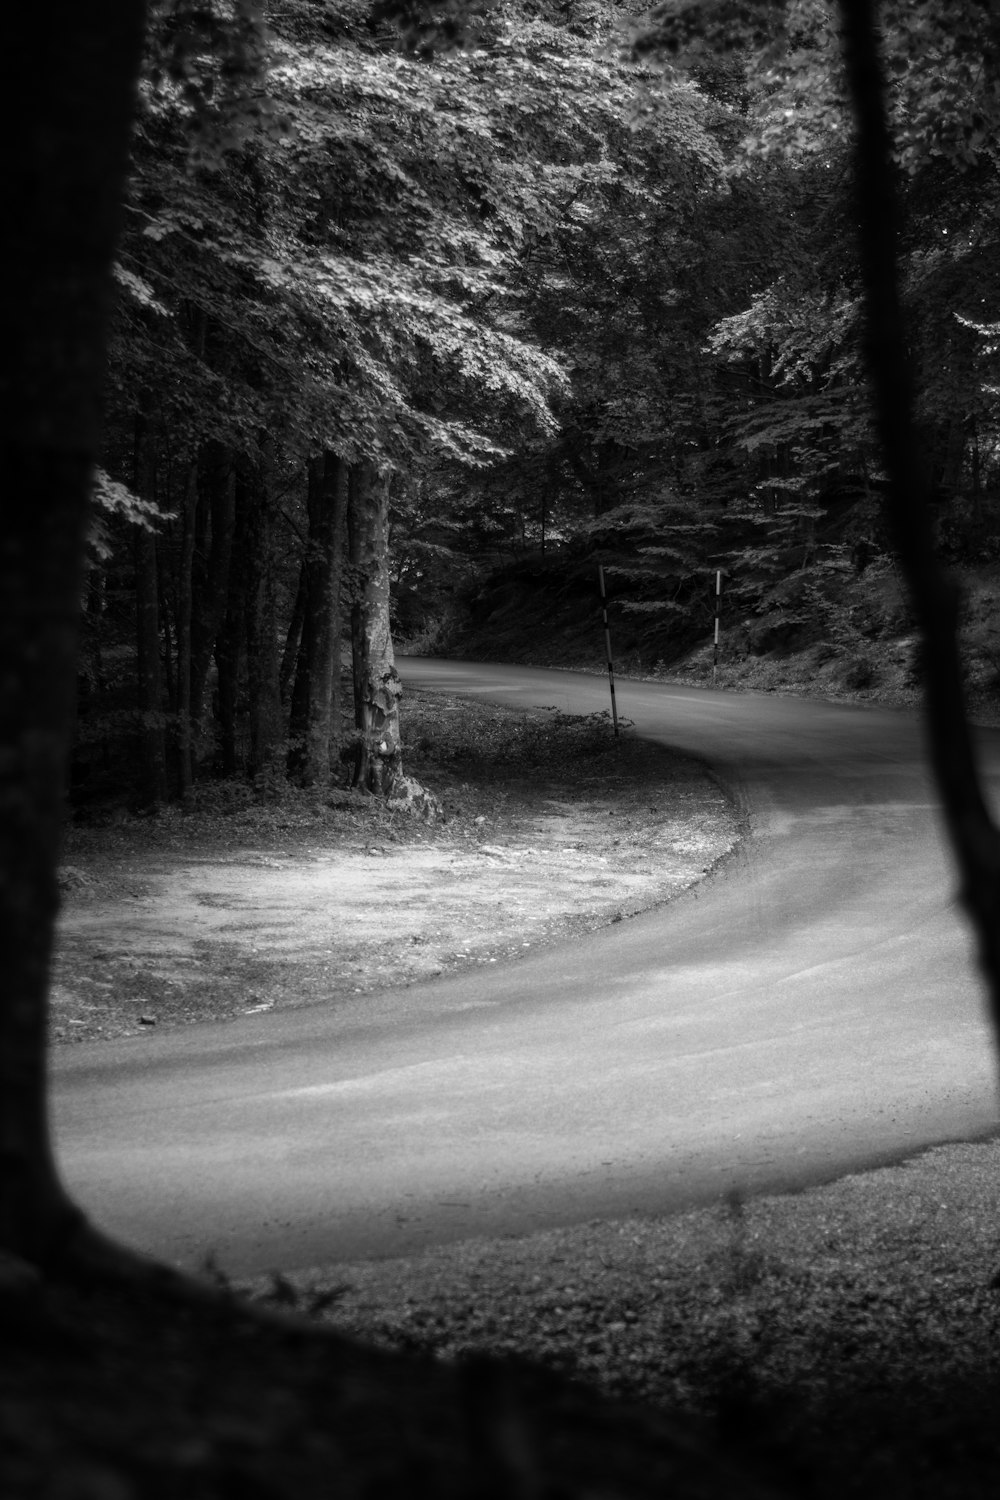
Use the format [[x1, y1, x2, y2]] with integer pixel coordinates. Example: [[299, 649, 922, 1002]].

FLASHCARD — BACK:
[[45, 0, 999, 810]]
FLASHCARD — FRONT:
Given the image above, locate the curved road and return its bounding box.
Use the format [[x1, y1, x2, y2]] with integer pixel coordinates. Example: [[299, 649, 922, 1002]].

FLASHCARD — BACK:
[[52, 661, 1000, 1274]]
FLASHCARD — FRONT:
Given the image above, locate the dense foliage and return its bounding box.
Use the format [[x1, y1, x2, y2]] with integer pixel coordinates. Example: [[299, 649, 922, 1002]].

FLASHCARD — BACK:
[[83, 0, 1000, 807]]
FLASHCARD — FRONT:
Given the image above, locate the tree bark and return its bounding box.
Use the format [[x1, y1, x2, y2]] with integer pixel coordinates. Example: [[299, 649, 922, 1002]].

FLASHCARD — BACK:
[[176, 458, 198, 797], [348, 464, 403, 795], [0, 5, 147, 1265], [289, 452, 349, 786], [280, 561, 307, 709], [245, 439, 283, 778], [189, 439, 236, 750], [215, 470, 252, 777]]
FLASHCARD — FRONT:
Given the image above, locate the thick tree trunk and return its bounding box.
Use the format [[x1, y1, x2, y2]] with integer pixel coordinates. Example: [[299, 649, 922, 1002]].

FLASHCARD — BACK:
[[304, 453, 349, 786], [0, 6, 147, 1265], [289, 452, 349, 786], [348, 464, 403, 796]]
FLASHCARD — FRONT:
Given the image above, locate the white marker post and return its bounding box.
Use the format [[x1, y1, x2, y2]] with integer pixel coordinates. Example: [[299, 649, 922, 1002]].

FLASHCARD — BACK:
[[597, 564, 619, 737], [713, 569, 722, 682]]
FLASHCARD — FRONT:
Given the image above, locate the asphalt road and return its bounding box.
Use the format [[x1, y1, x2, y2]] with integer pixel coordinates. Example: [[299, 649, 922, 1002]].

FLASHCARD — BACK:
[[51, 661, 1000, 1275]]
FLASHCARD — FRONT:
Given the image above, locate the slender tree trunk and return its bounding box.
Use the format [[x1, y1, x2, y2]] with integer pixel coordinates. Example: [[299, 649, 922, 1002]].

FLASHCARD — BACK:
[[348, 468, 371, 788], [176, 459, 197, 797], [133, 414, 168, 804], [215, 471, 251, 778], [158, 547, 175, 709], [286, 558, 310, 771], [189, 439, 236, 748], [280, 562, 307, 709], [970, 418, 982, 521], [840, 0, 1000, 1050], [0, 4, 147, 1266], [246, 439, 283, 778], [348, 463, 403, 796], [85, 570, 112, 781]]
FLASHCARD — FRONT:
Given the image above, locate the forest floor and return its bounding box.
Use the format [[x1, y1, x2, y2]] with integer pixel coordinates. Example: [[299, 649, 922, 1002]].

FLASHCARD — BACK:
[[7, 686, 1000, 1497]]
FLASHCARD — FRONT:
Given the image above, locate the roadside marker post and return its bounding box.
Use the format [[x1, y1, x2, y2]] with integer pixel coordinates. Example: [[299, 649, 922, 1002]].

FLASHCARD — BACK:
[[713, 569, 722, 682], [597, 564, 620, 738]]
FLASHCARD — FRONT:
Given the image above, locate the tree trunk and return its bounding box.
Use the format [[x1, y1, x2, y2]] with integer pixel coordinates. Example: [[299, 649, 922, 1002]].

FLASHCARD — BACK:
[[189, 439, 236, 750], [176, 459, 198, 797], [348, 463, 403, 796], [840, 0, 1000, 1052], [133, 415, 168, 804], [215, 471, 252, 778], [280, 562, 307, 709], [286, 556, 310, 770], [245, 439, 283, 778], [0, 4, 147, 1266], [290, 452, 349, 786]]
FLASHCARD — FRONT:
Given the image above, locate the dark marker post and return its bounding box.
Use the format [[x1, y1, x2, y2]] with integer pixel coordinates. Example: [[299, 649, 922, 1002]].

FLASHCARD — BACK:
[[597, 563, 619, 737]]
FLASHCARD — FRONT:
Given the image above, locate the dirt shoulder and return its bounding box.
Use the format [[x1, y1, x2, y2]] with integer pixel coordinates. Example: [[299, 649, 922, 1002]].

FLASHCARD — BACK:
[[53, 692, 739, 1044]]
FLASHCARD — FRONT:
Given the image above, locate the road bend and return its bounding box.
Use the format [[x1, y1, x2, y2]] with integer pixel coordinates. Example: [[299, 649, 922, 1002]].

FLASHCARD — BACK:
[[51, 661, 1000, 1274]]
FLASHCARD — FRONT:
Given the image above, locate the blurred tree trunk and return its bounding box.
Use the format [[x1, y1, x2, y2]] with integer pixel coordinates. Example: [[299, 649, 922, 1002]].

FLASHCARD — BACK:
[[0, 5, 147, 1265], [839, 0, 1000, 1048]]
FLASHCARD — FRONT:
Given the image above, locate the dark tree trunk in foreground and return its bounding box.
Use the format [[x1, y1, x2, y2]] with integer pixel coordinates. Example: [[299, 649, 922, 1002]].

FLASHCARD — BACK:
[[839, 0, 1000, 1049], [0, 7, 147, 1264]]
